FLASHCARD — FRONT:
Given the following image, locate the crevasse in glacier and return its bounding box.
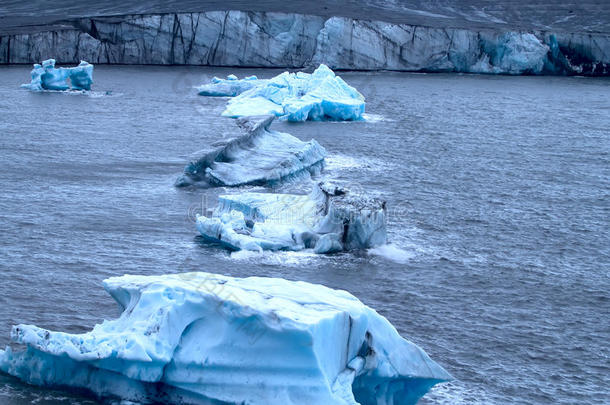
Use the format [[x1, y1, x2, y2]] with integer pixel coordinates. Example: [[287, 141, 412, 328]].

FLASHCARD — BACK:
[[0, 272, 451, 404], [3, 11, 608, 75], [21, 59, 94, 91], [196, 74, 264, 96], [209, 64, 365, 121], [196, 182, 387, 253], [175, 115, 327, 188]]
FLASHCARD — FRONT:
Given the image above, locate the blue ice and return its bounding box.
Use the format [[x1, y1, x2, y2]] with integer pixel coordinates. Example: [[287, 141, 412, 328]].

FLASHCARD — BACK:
[[21, 59, 94, 91], [198, 64, 365, 121], [175, 115, 326, 188], [196, 74, 264, 96], [196, 182, 387, 253], [0, 272, 450, 404]]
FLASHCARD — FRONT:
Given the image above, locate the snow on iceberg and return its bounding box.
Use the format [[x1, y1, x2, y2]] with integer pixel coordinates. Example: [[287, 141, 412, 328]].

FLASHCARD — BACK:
[[213, 64, 365, 121], [196, 74, 264, 96], [175, 115, 326, 187], [0, 272, 450, 404], [21, 59, 94, 91], [196, 182, 387, 253]]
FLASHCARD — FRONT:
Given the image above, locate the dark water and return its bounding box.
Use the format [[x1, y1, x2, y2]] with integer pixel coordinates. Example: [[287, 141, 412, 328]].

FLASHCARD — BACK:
[[0, 66, 609, 404]]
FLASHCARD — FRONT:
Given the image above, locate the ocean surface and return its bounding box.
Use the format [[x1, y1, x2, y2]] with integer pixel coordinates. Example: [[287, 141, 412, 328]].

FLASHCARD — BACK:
[[0, 66, 608, 404]]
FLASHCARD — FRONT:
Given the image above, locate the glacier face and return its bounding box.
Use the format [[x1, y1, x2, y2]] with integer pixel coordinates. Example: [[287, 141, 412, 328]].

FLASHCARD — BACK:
[[0, 11, 608, 75], [219, 64, 366, 121], [21, 59, 93, 91], [196, 182, 387, 253], [0, 272, 451, 405], [175, 115, 326, 188]]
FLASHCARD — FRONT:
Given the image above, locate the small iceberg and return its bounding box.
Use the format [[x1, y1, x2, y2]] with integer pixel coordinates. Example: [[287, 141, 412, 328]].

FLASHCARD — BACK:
[[198, 64, 365, 121], [21, 59, 94, 91], [175, 115, 326, 187], [196, 74, 264, 96], [196, 182, 387, 253], [0, 272, 450, 404]]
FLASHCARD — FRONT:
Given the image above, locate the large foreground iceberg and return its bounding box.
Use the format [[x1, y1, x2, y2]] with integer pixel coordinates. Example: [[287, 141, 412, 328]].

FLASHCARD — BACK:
[[21, 59, 93, 91], [197, 182, 387, 253], [0, 272, 450, 404], [175, 115, 326, 187], [202, 64, 365, 121]]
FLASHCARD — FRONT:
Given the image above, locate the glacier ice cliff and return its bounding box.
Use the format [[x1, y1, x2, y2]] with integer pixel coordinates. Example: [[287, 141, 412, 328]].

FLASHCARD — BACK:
[[175, 115, 326, 188], [0, 272, 451, 404], [0, 11, 608, 75], [196, 74, 263, 97], [21, 58, 93, 91], [196, 182, 387, 253], [219, 64, 365, 121]]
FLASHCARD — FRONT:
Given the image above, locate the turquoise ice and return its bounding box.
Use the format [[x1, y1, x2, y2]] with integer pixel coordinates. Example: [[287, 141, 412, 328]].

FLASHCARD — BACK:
[[21, 59, 93, 91], [196, 74, 263, 96], [197, 64, 365, 121], [0, 272, 450, 404]]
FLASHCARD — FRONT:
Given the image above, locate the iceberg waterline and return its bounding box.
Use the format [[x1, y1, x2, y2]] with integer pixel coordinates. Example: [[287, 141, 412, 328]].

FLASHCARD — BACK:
[[196, 182, 387, 253], [202, 65, 366, 122], [21, 59, 93, 91], [1, 11, 608, 75], [175, 115, 326, 188], [0, 272, 450, 404]]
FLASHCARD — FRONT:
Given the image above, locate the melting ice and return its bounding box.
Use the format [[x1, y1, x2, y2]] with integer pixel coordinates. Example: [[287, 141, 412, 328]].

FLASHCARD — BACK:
[[0, 272, 450, 404], [198, 64, 365, 121], [21, 59, 93, 91]]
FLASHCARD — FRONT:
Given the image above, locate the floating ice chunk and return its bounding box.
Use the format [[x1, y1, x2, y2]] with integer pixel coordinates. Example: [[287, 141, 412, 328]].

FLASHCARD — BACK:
[[0, 272, 450, 404], [21, 59, 94, 91], [175, 115, 326, 188], [196, 182, 387, 253], [196, 74, 264, 96], [210, 64, 365, 121]]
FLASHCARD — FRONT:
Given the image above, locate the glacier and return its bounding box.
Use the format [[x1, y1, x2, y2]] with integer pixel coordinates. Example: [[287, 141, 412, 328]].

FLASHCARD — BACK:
[[196, 74, 264, 97], [196, 182, 387, 253], [1, 11, 608, 76], [21, 59, 93, 91], [219, 64, 365, 121], [0, 272, 451, 404], [175, 115, 326, 188]]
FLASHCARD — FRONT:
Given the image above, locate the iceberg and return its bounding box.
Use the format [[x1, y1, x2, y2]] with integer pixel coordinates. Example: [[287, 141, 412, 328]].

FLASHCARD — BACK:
[[175, 115, 326, 188], [0, 272, 451, 404], [196, 182, 387, 253], [218, 64, 365, 121], [21, 59, 94, 91], [196, 74, 264, 96], [475, 32, 551, 74]]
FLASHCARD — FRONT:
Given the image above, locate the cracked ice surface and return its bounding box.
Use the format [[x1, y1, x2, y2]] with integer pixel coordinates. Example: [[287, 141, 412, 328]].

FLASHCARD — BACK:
[[175, 115, 326, 188], [21, 59, 93, 91], [3, 12, 608, 75], [218, 64, 366, 121], [0, 272, 450, 404], [196, 182, 387, 253]]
